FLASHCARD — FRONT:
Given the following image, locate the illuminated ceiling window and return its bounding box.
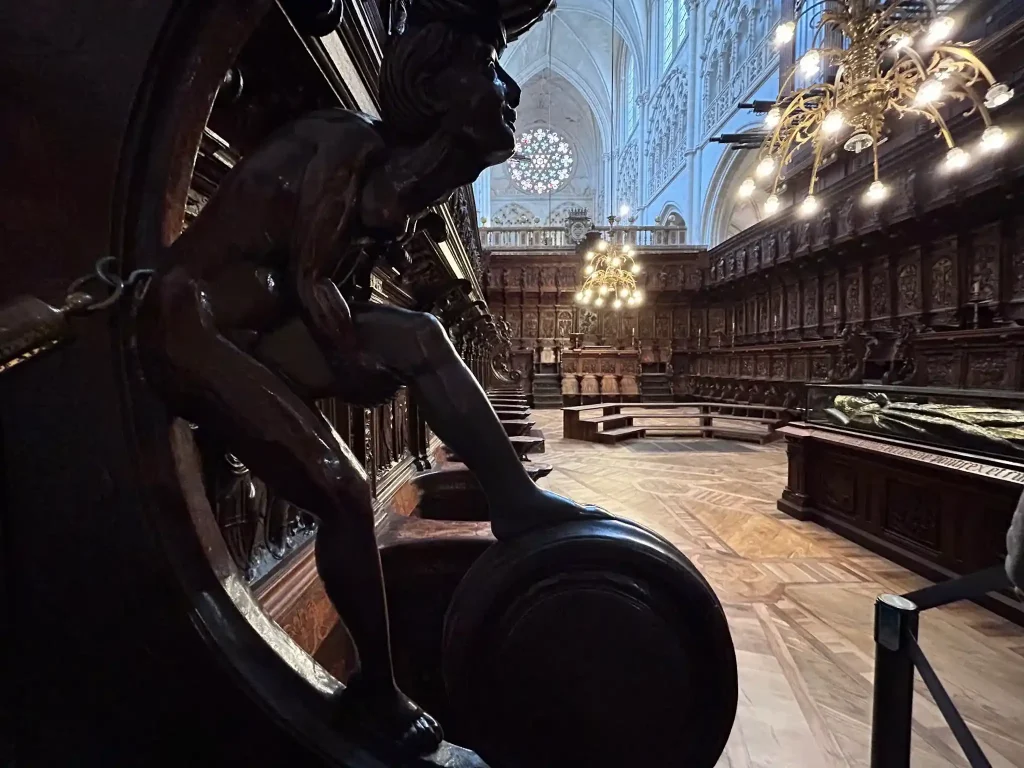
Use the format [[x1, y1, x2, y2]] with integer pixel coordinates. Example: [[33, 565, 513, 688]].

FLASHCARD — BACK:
[[677, 2, 688, 47], [508, 127, 575, 194]]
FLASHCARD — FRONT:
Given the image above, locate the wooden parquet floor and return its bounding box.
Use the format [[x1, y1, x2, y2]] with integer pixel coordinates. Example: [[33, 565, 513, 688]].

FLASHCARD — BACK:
[[530, 410, 1024, 768]]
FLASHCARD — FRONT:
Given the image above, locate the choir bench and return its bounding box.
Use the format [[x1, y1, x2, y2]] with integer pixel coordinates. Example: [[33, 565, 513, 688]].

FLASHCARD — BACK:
[[562, 402, 794, 444]]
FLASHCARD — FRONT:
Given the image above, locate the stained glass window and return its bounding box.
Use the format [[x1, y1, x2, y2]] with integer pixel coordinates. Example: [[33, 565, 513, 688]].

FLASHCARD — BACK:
[[678, 2, 688, 46], [662, 0, 675, 68], [508, 127, 575, 194]]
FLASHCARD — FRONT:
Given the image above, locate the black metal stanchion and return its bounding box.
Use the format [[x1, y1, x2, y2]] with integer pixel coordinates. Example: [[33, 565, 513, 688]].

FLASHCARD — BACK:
[[869, 593, 919, 768]]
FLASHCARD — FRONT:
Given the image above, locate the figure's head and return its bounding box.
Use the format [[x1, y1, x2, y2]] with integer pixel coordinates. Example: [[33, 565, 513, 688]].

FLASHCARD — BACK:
[[380, 0, 552, 167]]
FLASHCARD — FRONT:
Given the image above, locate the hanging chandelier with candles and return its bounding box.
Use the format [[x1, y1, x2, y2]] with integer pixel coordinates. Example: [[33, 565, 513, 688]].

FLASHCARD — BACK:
[[740, 0, 1014, 216], [575, 238, 644, 310]]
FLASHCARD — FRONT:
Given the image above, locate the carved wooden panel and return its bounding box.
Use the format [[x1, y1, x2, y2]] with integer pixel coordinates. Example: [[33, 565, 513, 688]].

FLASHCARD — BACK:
[[523, 267, 539, 290], [928, 236, 957, 313], [709, 308, 726, 335], [673, 309, 688, 338], [970, 223, 1000, 302], [823, 277, 838, 323], [966, 351, 1009, 389], [507, 309, 521, 338], [539, 309, 556, 339], [556, 309, 573, 338], [1014, 216, 1024, 299], [922, 354, 956, 386], [803, 280, 817, 327], [602, 311, 619, 339], [771, 357, 787, 379], [787, 283, 800, 328], [870, 266, 889, 320], [837, 197, 855, 239], [884, 477, 940, 552], [502, 266, 522, 290], [655, 312, 671, 339], [639, 310, 654, 338], [791, 357, 808, 380], [896, 252, 921, 315], [845, 275, 862, 321], [523, 310, 538, 338], [817, 460, 857, 517]]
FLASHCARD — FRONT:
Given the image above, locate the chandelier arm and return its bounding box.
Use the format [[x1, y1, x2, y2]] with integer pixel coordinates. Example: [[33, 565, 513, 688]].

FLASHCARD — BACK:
[[893, 47, 932, 82], [793, 0, 843, 28], [934, 45, 999, 87], [871, 139, 881, 182], [942, 72, 994, 126], [808, 138, 826, 195], [917, 104, 956, 148]]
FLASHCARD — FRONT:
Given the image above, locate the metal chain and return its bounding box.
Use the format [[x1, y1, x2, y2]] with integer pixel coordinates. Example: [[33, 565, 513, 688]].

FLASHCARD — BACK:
[[64, 256, 155, 314]]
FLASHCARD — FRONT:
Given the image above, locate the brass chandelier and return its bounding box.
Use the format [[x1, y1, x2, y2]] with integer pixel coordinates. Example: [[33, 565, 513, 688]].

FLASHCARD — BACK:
[[740, 0, 1015, 216], [574, 238, 644, 310]]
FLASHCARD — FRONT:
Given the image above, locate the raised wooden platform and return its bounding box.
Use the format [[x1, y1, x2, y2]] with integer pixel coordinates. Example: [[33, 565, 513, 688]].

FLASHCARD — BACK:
[[563, 402, 792, 444]]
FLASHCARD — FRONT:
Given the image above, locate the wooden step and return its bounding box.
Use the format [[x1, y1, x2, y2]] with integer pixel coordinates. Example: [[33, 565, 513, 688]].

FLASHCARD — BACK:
[[584, 414, 634, 425], [510, 435, 544, 459], [489, 397, 528, 405], [501, 419, 536, 436], [494, 411, 531, 421], [594, 426, 646, 444], [445, 435, 543, 464]]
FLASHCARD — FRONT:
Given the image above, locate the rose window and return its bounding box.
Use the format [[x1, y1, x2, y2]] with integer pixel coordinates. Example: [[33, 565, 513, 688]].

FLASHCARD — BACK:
[[508, 128, 574, 194]]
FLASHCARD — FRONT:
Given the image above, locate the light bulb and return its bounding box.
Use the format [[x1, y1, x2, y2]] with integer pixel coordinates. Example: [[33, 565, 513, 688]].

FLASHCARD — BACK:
[[864, 180, 888, 204], [585, 251, 595, 261], [598, 285, 608, 296], [619, 288, 629, 298], [982, 125, 1008, 152], [630, 263, 641, 274], [598, 240, 608, 251], [738, 178, 757, 198], [800, 195, 819, 217], [627, 296, 636, 306], [613, 299, 623, 310], [764, 107, 782, 129], [575, 291, 584, 302], [756, 156, 776, 179], [822, 110, 844, 135], [611, 256, 622, 267], [926, 16, 955, 45], [944, 146, 970, 171], [800, 50, 821, 77], [585, 264, 595, 275], [774, 21, 795, 47], [634, 291, 644, 305], [915, 79, 944, 106], [985, 83, 1014, 109], [764, 194, 780, 215], [619, 204, 630, 218], [594, 297, 604, 307], [582, 295, 591, 305], [584, 288, 593, 298]]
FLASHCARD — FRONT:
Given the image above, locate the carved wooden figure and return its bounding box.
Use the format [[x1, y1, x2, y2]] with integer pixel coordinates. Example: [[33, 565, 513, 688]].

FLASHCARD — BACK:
[[135, 0, 607, 762]]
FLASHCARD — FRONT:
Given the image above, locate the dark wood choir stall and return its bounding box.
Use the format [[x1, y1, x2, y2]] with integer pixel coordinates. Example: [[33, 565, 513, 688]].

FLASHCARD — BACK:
[[0, 1, 738, 767]]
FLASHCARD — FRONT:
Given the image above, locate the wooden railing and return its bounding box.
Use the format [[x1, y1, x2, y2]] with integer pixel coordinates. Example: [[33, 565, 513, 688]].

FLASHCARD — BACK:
[[481, 225, 688, 250]]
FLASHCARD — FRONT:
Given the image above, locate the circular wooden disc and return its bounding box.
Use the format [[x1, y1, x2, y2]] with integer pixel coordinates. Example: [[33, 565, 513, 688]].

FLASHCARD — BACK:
[[442, 518, 737, 768]]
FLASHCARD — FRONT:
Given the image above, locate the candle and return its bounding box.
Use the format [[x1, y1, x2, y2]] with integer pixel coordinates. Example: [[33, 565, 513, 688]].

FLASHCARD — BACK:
[[973, 280, 980, 297]]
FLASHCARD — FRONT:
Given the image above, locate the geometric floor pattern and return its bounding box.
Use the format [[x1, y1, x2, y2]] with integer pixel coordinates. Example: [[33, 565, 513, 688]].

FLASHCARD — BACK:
[[531, 410, 1024, 767]]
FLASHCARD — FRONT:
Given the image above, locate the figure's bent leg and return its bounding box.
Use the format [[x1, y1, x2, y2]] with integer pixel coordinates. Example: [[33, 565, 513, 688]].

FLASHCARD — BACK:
[[139, 294, 440, 754], [350, 304, 608, 536]]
